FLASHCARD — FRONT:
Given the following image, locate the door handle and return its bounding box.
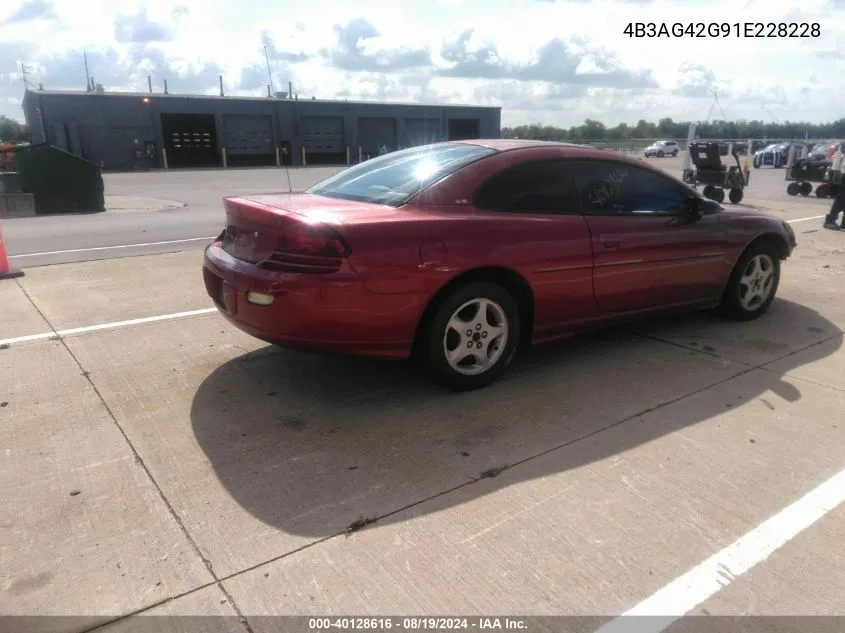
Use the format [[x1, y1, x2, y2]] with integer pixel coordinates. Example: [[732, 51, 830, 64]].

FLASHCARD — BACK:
[[601, 239, 621, 249]]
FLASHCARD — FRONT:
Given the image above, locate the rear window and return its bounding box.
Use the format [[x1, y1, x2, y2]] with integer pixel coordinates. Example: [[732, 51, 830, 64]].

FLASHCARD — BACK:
[[307, 143, 496, 207]]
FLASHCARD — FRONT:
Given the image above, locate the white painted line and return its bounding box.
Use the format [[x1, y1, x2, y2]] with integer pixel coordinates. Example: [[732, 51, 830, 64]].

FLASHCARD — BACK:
[[593, 467, 845, 633], [10, 237, 218, 258], [787, 215, 826, 224], [0, 308, 218, 348]]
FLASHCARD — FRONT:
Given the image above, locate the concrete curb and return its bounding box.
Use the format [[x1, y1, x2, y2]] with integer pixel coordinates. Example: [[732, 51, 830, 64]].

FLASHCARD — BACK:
[[0, 193, 36, 218], [105, 195, 186, 213]]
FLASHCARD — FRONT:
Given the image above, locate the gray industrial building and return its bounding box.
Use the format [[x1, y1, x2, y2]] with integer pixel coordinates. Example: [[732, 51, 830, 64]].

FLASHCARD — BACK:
[[21, 88, 501, 171]]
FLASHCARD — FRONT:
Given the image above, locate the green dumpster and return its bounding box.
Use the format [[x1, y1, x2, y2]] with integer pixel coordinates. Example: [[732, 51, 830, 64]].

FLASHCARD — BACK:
[[13, 143, 105, 214]]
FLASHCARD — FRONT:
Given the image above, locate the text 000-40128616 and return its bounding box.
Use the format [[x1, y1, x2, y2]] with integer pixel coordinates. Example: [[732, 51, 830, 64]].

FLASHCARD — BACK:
[[623, 22, 821, 38]]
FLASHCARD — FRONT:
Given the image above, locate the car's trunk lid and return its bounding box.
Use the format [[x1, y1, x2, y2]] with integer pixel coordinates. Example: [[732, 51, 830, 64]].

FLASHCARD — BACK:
[[219, 193, 402, 273]]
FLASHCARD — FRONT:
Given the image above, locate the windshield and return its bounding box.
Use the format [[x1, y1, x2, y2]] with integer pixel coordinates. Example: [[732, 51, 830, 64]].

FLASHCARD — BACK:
[[306, 143, 496, 207]]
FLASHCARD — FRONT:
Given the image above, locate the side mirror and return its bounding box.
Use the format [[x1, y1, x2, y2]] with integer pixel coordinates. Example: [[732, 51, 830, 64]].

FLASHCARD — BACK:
[[683, 195, 701, 214]]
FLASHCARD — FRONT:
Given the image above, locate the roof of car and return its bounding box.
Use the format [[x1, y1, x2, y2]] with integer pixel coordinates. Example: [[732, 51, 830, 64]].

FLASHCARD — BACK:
[[443, 138, 670, 171], [456, 138, 592, 151]]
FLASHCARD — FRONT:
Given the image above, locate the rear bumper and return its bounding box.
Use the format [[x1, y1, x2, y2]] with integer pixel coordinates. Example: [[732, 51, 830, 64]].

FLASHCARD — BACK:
[[202, 242, 425, 358]]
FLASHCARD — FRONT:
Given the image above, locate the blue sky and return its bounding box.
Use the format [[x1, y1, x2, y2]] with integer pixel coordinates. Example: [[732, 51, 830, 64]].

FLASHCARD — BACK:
[[1, 0, 843, 127]]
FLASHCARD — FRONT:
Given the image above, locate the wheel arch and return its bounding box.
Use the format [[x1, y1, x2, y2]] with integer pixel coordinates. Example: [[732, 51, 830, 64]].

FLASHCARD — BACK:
[[746, 231, 791, 261], [720, 231, 790, 299], [718, 231, 787, 318], [412, 266, 535, 356]]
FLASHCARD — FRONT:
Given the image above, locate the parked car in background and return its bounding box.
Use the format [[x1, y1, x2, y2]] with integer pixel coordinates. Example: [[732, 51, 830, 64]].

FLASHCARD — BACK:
[[753, 143, 809, 168], [203, 139, 796, 391], [808, 142, 838, 161], [644, 140, 679, 157], [752, 144, 784, 168], [784, 143, 810, 166]]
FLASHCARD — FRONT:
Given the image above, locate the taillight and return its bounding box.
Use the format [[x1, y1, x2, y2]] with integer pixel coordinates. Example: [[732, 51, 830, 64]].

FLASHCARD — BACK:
[[260, 216, 351, 274], [278, 220, 350, 257]]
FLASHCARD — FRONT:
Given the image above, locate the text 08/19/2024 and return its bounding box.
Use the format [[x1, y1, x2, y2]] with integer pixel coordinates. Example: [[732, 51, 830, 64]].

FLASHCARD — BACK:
[[624, 22, 821, 38]]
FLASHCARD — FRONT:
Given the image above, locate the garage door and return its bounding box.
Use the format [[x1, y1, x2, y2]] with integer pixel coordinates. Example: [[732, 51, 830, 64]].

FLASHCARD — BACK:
[[223, 115, 274, 156], [161, 113, 219, 169], [301, 116, 345, 154], [403, 118, 442, 147], [358, 117, 397, 155]]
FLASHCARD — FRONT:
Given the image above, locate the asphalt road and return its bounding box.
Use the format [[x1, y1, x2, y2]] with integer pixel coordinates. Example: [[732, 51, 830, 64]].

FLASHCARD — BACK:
[[3, 166, 343, 267], [2, 158, 832, 268]]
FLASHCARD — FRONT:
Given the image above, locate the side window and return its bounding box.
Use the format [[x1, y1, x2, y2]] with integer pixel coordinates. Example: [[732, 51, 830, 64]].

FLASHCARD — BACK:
[[473, 160, 579, 214], [569, 160, 687, 215]]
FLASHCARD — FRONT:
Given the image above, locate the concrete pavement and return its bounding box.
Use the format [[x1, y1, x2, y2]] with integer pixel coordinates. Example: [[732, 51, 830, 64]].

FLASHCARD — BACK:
[[1, 186, 844, 633]]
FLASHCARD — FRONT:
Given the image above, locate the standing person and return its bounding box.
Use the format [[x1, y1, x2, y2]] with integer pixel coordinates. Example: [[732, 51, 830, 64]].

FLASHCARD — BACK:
[[823, 183, 845, 230], [823, 144, 845, 230]]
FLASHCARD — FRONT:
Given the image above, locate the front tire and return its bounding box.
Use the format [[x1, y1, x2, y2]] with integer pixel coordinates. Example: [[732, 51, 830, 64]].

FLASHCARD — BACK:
[[672, 149, 678, 157], [425, 282, 520, 391], [719, 241, 781, 321]]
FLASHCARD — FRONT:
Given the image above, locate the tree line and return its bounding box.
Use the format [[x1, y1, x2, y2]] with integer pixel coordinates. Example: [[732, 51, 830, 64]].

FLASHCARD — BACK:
[[0, 117, 30, 143], [502, 118, 845, 142]]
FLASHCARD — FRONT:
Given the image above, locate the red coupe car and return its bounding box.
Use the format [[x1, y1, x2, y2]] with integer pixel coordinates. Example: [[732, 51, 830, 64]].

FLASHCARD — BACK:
[[203, 139, 796, 391]]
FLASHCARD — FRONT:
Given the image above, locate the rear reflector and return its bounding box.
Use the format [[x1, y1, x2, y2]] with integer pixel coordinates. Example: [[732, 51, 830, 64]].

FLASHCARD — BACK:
[[246, 291, 274, 306]]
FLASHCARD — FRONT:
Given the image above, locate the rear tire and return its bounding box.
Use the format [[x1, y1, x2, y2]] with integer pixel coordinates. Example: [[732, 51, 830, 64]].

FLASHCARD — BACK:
[[728, 188, 743, 204], [712, 187, 725, 204], [719, 241, 781, 321], [672, 150, 678, 157], [424, 282, 521, 391], [787, 182, 800, 196]]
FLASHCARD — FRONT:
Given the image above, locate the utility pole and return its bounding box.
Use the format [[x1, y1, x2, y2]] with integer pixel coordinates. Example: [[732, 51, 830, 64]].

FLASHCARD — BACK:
[[264, 45, 275, 95], [20, 61, 31, 89], [84, 51, 92, 92]]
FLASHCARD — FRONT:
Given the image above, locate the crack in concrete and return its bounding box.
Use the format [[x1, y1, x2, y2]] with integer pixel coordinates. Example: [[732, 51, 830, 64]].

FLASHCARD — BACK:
[[13, 279, 256, 633], [79, 323, 845, 630]]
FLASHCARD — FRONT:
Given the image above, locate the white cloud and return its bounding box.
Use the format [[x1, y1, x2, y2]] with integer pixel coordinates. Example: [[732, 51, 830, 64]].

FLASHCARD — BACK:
[[0, 0, 843, 127]]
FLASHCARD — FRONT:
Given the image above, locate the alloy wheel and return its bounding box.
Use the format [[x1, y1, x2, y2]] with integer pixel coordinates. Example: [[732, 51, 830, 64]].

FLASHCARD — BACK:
[[739, 254, 775, 311], [442, 298, 509, 376]]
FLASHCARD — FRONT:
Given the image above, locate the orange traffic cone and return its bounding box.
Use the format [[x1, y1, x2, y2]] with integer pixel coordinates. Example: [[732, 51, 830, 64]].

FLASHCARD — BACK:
[[0, 223, 24, 280]]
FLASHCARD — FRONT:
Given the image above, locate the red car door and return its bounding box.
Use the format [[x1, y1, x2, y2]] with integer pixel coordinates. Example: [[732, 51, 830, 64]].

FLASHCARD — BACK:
[[568, 159, 730, 313], [469, 158, 599, 338]]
